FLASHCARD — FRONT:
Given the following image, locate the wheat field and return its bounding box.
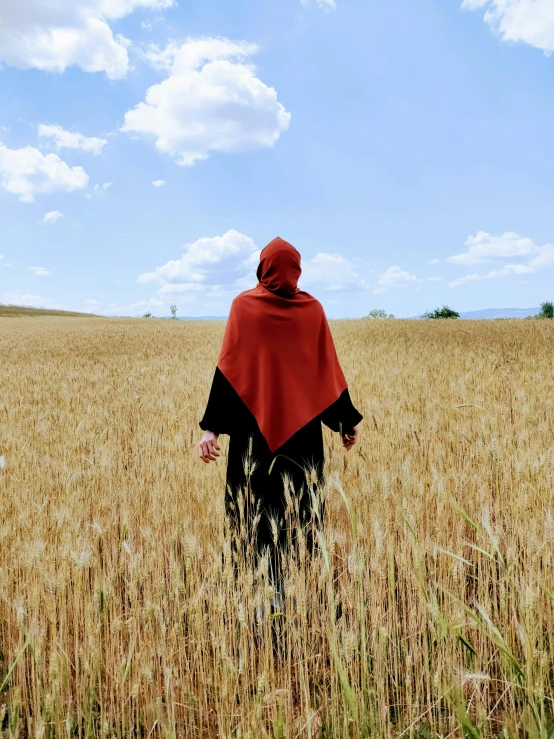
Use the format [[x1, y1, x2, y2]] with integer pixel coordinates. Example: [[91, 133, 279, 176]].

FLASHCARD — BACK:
[[1, 317, 553, 738]]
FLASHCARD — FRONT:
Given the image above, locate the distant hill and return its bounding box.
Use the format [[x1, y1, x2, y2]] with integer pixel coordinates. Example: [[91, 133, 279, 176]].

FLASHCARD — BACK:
[[3, 305, 542, 321], [412, 308, 540, 320], [458, 307, 540, 319], [0, 304, 98, 318]]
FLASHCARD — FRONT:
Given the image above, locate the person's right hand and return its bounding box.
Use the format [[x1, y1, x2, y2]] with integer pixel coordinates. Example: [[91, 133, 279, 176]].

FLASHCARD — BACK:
[[198, 431, 221, 464], [342, 426, 359, 451]]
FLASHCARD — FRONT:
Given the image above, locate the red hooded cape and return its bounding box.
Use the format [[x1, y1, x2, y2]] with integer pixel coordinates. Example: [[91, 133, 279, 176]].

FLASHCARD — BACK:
[[217, 237, 348, 453]]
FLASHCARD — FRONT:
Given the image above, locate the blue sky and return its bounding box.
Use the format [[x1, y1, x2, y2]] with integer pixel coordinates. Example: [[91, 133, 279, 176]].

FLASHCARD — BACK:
[[1, 0, 553, 318]]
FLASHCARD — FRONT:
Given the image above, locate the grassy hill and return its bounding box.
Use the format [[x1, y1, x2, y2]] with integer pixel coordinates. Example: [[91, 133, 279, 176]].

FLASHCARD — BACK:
[[0, 304, 98, 318]]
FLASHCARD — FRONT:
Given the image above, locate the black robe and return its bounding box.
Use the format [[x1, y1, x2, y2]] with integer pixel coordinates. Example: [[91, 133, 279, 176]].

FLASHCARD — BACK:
[[200, 368, 363, 557]]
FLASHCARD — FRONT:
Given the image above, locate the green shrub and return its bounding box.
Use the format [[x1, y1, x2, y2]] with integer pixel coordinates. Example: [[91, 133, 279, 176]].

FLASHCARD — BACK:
[[368, 309, 395, 319], [538, 301, 554, 319], [422, 306, 460, 319]]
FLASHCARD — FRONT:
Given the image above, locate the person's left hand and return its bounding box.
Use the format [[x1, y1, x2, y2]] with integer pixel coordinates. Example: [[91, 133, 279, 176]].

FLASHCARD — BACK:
[[342, 426, 359, 451]]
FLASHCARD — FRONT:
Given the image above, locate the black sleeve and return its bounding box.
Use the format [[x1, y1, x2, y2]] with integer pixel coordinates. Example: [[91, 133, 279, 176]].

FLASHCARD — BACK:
[[199, 368, 237, 436], [320, 389, 363, 434]]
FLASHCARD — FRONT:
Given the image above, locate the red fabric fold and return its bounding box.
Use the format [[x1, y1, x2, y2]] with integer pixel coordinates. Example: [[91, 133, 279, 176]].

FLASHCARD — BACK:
[[217, 237, 348, 453]]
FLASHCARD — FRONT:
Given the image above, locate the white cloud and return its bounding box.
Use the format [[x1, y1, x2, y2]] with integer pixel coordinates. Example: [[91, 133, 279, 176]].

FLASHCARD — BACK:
[[462, 0, 554, 54], [301, 0, 337, 9], [2, 292, 66, 309], [138, 230, 259, 289], [429, 258, 440, 264], [141, 15, 166, 31], [90, 182, 111, 197], [84, 298, 100, 305], [139, 232, 370, 302], [38, 124, 107, 155], [42, 210, 63, 224], [158, 283, 205, 294], [103, 296, 164, 315], [450, 263, 534, 287], [152, 179, 165, 187], [374, 266, 422, 294], [0, 143, 88, 202], [448, 231, 537, 265], [121, 38, 291, 166], [29, 265, 52, 277], [301, 252, 367, 292], [528, 243, 554, 269], [0, 0, 174, 79], [448, 231, 554, 287]]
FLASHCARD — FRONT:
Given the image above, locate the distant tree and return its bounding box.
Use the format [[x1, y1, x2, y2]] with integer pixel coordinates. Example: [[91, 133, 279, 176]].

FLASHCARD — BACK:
[[170, 305, 178, 319], [142, 312, 153, 318], [368, 309, 395, 319], [539, 301, 554, 319], [422, 305, 460, 319]]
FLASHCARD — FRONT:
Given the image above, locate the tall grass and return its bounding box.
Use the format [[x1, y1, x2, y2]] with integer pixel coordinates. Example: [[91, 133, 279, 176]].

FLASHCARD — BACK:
[[1, 317, 553, 737]]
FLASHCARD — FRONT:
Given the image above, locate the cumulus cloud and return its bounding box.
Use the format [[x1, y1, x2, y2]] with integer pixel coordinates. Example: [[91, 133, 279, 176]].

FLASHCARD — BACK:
[[448, 231, 537, 265], [0, 0, 174, 79], [374, 266, 422, 294], [462, 0, 554, 55], [152, 179, 165, 187], [42, 210, 63, 224], [38, 124, 107, 155], [301, 252, 367, 292], [29, 265, 52, 277], [84, 298, 100, 306], [139, 230, 259, 289], [0, 143, 88, 202], [448, 231, 554, 287], [121, 38, 291, 166], [138, 231, 368, 301]]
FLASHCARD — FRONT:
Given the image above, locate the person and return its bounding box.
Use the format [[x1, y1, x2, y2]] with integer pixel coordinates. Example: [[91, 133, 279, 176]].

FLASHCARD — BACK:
[[198, 237, 362, 579]]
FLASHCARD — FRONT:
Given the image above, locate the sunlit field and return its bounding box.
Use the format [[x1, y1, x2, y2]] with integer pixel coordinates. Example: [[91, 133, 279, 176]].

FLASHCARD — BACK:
[[1, 317, 554, 738]]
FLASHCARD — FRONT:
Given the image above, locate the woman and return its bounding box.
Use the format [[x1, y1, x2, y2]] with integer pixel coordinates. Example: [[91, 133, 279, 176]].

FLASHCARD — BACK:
[[198, 238, 362, 567]]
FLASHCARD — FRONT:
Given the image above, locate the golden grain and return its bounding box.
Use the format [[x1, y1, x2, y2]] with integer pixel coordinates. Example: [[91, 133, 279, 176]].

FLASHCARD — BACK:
[[1, 316, 554, 737]]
